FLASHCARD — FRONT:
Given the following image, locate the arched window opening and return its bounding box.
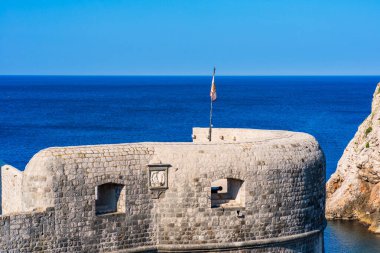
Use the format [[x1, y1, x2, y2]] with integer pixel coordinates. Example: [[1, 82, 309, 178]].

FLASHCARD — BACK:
[[95, 183, 126, 215], [211, 178, 245, 208]]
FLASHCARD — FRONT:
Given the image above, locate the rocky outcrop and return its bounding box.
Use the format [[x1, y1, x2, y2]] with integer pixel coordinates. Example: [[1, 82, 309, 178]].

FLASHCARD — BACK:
[[326, 83, 380, 233]]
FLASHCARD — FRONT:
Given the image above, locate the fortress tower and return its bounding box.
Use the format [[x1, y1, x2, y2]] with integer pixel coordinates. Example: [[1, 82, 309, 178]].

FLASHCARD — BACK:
[[0, 128, 326, 252]]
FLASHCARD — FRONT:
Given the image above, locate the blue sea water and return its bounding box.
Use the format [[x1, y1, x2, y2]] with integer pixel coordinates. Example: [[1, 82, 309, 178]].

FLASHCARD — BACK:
[[1, 75, 380, 252]]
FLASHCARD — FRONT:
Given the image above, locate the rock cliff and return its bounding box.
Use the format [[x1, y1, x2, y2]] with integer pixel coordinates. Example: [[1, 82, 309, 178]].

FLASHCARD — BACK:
[[326, 83, 380, 233]]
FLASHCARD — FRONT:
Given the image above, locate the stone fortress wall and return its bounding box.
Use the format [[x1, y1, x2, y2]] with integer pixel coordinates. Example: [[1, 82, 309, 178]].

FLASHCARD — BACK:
[[0, 164, 23, 214], [0, 128, 326, 252]]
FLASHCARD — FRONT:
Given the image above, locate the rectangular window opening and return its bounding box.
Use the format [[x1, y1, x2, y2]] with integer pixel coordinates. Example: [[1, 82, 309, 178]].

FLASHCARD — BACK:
[[211, 178, 245, 208], [95, 183, 126, 215]]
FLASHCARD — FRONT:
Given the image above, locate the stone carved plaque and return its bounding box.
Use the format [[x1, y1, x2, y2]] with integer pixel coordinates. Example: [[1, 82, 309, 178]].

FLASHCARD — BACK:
[[148, 164, 169, 190]]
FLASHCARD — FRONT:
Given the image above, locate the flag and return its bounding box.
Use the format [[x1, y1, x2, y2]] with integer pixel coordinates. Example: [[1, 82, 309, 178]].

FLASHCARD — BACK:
[[210, 72, 217, 102]]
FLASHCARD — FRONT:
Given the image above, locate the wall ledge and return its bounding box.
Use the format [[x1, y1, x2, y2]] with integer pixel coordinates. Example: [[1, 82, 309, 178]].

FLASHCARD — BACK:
[[122, 228, 324, 252]]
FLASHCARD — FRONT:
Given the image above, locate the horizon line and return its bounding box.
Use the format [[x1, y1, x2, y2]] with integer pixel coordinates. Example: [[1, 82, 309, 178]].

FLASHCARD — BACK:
[[1, 74, 380, 77]]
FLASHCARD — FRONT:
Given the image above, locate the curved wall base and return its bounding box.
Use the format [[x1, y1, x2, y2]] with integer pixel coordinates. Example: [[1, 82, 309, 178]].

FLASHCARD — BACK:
[[122, 230, 324, 253]]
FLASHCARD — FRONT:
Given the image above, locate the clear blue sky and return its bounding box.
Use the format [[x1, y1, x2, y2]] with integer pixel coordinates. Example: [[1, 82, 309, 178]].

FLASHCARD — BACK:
[[1, 0, 380, 75]]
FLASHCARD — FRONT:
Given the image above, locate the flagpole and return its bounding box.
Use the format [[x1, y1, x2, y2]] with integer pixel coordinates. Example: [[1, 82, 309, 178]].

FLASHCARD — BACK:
[[209, 67, 215, 142], [209, 95, 213, 141]]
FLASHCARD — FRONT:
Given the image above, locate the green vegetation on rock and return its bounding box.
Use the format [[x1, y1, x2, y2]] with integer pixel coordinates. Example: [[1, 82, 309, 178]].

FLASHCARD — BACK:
[[365, 126, 373, 136]]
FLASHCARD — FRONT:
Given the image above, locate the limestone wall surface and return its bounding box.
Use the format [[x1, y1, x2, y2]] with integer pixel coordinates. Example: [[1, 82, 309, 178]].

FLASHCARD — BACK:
[[0, 164, 23, 215], [153, 137, 325, 245], [192, 127, 296, 143], [0, 128, 326, 252], [0, 208, 55, 251]]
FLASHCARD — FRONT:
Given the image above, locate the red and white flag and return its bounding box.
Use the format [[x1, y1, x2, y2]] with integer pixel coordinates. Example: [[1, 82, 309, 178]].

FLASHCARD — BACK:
[[210, 69, 217, 101]]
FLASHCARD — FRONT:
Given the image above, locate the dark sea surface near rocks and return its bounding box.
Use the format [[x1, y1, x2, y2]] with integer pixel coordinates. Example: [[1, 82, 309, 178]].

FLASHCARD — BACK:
[[326, 220, 380, 252], [1, 75, 380, 252]]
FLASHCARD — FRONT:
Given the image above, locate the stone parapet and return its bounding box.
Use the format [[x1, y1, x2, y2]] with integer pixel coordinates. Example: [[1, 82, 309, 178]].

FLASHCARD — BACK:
[[0, 164, 23, 215]]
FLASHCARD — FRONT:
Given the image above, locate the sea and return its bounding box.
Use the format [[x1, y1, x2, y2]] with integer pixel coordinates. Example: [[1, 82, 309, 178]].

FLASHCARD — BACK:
[[1, 75, 380, 252]]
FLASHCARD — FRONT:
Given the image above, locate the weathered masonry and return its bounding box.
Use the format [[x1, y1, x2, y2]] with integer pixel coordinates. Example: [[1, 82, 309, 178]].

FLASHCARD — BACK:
[[0, 128, 326, 252]]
